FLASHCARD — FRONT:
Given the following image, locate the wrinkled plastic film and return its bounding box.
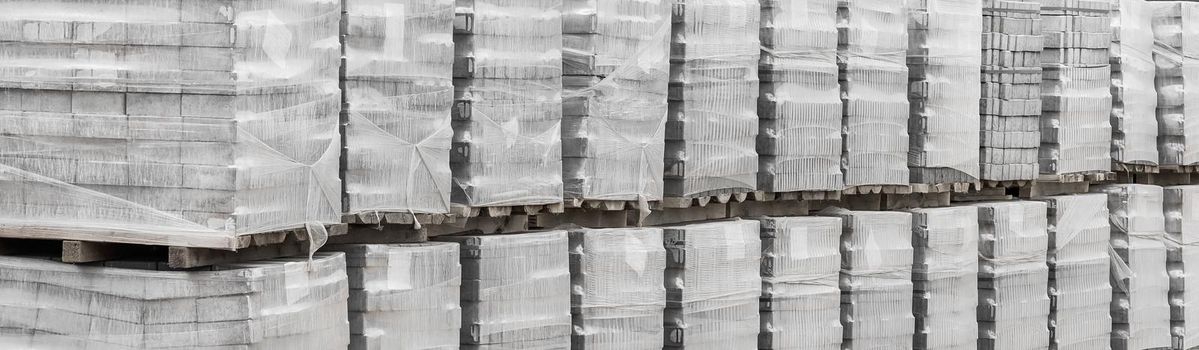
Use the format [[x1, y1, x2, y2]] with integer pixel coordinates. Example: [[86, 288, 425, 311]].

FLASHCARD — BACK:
[[1110, 0, 1159, 166], [661, 220, 761, 349], [568, 228, 666, 350], [1151, 2, 1199, 166], [968, 200, 1051, 350], [343, 0, 455, 216], [980, 0, 1043, 181], [1037, 193, 1112, 349], [1093, 184, 1171, 350], [1039, 0, 1114, 176], [0, 0, 343, 247], [1164, 185, 1199, 349], [908, 207, 980, 350], [907, 0, 983, 184], [757, 0, 843, 192], [757, 216, 843, 350], [0, 252, 350, 349]]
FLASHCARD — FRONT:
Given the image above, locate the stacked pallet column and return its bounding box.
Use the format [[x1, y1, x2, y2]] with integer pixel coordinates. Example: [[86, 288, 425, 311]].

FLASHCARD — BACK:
[[1109, 0, 1158, 169], [980, 0, 1044, 182], [567, 228, 666, 349], [662, 220, 761, 349], [909, 207, 980, 350], [969, 201, 1050, 349], [1151, 2, 1199, 168], [1037, 194, 1112, 349], [1165, 185, 1199, 349], [1094, 184, 1171, 350], [757, 216, 843, 350]]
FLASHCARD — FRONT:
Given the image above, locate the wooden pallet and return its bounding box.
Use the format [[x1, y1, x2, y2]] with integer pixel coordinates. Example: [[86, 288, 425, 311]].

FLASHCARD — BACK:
[[1038, 171, 1115, 183], [658, 190, 762, 209], [981, 179, 1032, 188], [1017, 173, 1113, 197], [751, 190, 842, 201], [843, 185, 913, 195], [448, 202, 565, 218], [1112, 162, 1160, 173], [909, 182, 979, 193], [342, 211, 456, 226], [564, 198, 650, 211], [1159, 165, 1199, 174]]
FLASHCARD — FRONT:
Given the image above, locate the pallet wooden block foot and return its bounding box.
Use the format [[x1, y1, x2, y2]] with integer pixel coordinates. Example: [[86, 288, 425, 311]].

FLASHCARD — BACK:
[[62, 241, 125, 263]]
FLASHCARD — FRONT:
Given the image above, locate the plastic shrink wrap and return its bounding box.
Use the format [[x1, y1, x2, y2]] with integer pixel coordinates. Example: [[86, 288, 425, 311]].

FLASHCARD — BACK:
[[758, 0, 843, 192], [908, 207, 979, 350], [325, 243, 461, 350], [1039, 0, 1114, 176], [1094, 184, 1171, 350], [907, 0, 982, 184], [562, 0, 670, 204], [1151, 2, 1199, 167], [0, 252, 350, 349], [838, 0, 910, 187], [1164, 185, 1199, 349], [567, 227, 666, 349], [756, 216, 843, 350], [817, 208, 915, 349], [451, 0, 564, 207], [342, 0, 456, 217], [1036, 194, 1112, 349], [968, 200, 1050, 350], [1110, 0, 1159, 167], [980, 0, 1043, 181], [0, 0, 343, 249], [662, 220, 761, 349], [665, 0, 760, 198]]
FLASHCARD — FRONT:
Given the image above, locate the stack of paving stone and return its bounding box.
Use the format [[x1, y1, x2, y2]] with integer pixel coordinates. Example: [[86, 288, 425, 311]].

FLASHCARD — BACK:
[[969, 201, 1050, 350], [1109, 0, 1159, 169], [1152, 2, 1199, 167], [567, 228, 666, 349], [980, 0, 1044, 181], [325, 243, 461, 350], [665, 0, 760, 199], [909, 207, 979, 350], [561, 0, 670, 204], [0, 0, 343, 241], [662, 220, 761, 349], [1039, 0, 1114, 177], [837, 0, 910, 188], [435, 231, 571, 349], [818, 208, 914, 349], [1037, 194, 1112, 349], [0, 253, 350, 349], [757, 0, 843, 192], [341, 0, 456, 217], [907, 0, 983, 185], [757, 216, 843, 350], [1165, 185, 1199, 349], [1093, 184, 1171, 350], [451, 0, 564, 207]]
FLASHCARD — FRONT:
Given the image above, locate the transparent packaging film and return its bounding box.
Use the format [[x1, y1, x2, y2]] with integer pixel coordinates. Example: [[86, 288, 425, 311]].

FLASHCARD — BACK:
[[968, 200, 1051, 349], [1094, 184, 1172, 350], [1039, 0, 1114, 175], [757, 216, 843, 350], [661, 220, 761, 349], [568, 227, 666, 350], [1151, 2, 1199, 166], [980, 0, 1043, 181], [1036, 193, 1112, 349], [1110, 0, 1159, 166], [1164, 185, 1199, 348], [909, 207, 980, 350]]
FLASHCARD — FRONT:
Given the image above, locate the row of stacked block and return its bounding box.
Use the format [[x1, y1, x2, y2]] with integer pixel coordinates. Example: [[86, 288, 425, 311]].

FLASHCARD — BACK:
[[981, 0, 1044, 181]]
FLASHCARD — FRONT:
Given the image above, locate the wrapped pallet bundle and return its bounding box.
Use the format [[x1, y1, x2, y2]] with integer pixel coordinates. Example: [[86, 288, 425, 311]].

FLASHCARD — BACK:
[[1093, 184, 1171, 350], [1110, 0, 1159, 169], [906, 0, 983, 185], [324, 243, 462, 350], [451, 0, 564, 207], [1039, 0, 1114, 177], [0, 253, 350, 349], [1036, 194, 1112, 349], [757, 0, 843, 192], [562, 0, 671, 206], [908, 207, 979, 350], [818, 208, 915, 349], [1164, 185, 1199, 349], [0, 0, 342, 249], [342, 0, 456, 218], [837, 0, 910, 188], [1151, 2, 1199, 167], [980, 0, 1043, 182], [567, 227, 666, 349], [968, 200, 1050, 350], [662, 220, 761, 349], [665, 0, 761, 200], [756, 216, 843, 350], [435, 231, 572, 349]]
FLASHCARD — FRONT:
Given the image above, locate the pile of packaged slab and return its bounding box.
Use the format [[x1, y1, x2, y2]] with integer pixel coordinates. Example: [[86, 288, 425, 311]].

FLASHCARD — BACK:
[[1164, 185, 1199, 349], [909, 207, 980, 350], [451, 0, 564, 207], [0, 0, 343, 245], [662, 220, 761, 349], [757, 0, 843, 192], [1037, 193, 1112, 349], [907, 0, 983, 185], [325, 243, 462, 350], [1039, 0, 1114, 177], [837, 0, 910, 188], [980, 0, 1044, 181], [1094, 184, 1171, 350], [341, 0, 456, 217], [435, 231, 572, 349], [969, 201, 1050, 349], [665, 0, 760, 199], [1151, 2, 1199, 167], [818, 208, 914, 349], [1109, 0, 1159, 169], [757, 216, 843, 350], [561, 0, 670, 205], [0, 253, 350, 349], [567, 228, 666, 349]]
